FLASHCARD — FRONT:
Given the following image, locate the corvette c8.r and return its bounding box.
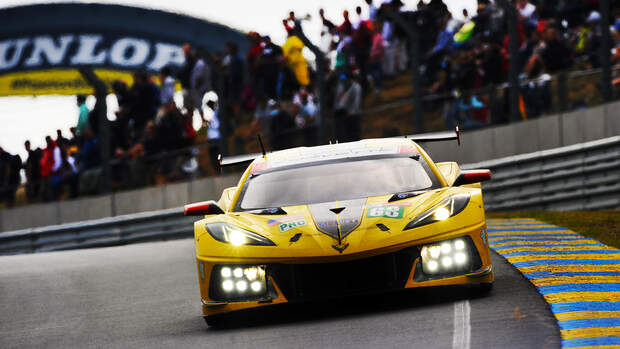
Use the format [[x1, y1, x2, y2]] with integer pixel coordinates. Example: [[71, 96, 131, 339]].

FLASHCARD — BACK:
[[185, 135, 493, 326]]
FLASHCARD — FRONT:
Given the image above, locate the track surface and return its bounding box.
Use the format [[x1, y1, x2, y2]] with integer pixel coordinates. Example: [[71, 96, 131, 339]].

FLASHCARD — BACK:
[[0, 239, 560, 348]]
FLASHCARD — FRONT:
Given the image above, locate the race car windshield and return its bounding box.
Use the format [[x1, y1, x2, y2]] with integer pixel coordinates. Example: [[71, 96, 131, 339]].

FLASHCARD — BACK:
[[238, 156, 439, 210]]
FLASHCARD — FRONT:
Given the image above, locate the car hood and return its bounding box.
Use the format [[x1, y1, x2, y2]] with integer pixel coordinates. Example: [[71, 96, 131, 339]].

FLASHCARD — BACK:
[[197, 187, 484, 258]]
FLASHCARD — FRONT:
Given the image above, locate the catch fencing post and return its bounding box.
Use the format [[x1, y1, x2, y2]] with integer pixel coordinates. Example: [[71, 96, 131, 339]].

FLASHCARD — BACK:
[[600, 0, 613, 102], [291, 20, 327, 145], [78, 67, 110, 194], [386, 10, 424, 133], [497, 0, 521, 122]]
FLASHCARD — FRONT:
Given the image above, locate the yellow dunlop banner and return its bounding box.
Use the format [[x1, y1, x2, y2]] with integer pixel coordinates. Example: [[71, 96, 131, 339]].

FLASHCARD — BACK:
[[0, 69, 136, 96]]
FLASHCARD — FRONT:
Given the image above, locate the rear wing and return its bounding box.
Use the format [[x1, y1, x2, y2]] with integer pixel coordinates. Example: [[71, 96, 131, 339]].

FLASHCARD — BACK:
[[218, 153, 262, 169], [218, 126, 461, 170], [406, 126, 461, 145]]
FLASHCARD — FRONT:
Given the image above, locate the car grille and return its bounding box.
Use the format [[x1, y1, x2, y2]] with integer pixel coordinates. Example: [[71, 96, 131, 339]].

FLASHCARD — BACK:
[[268, 247, 419, 301]]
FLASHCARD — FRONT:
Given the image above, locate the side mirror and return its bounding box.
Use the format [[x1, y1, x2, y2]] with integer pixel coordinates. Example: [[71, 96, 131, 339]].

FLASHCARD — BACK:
[[184, 200, 225, 216], [453, 169, 492, 186]]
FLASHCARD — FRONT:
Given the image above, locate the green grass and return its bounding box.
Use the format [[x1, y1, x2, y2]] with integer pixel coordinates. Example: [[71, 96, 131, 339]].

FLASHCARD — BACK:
[[488, 211, 620, 249]]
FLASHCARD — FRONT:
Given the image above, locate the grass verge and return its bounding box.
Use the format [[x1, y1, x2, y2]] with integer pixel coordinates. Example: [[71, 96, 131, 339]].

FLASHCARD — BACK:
[[487, 211, 620, 249]]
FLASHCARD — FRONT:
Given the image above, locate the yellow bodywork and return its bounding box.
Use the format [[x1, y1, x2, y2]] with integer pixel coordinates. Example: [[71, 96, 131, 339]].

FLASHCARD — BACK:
[[192, 138, 493, 317]]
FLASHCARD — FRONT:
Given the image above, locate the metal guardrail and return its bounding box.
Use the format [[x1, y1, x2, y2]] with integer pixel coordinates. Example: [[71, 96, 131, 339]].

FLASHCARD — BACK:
[[1, 135, 618, 255], [0, 207, 195, 255], [463, 135, 620, 211]]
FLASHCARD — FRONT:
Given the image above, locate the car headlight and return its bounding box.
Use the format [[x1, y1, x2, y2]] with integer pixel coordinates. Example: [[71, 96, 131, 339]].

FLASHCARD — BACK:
[[206, 223, 275, 246], [210, 265, 272, 302], [404, 194, 470, 230]]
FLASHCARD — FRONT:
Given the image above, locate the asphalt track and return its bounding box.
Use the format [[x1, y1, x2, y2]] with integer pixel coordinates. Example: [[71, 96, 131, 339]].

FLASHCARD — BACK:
[[0, 238, 560, 349]]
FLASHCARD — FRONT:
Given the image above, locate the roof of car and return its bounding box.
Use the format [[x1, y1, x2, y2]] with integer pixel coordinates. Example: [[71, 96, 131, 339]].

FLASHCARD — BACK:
[[250, 138, 421, 173]]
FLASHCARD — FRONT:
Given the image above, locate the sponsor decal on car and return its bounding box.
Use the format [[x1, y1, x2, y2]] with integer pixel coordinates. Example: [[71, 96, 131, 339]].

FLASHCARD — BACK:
[[279, 220, 307, 232], [366, 206, 404, 219], [267, 214, 304, 226]]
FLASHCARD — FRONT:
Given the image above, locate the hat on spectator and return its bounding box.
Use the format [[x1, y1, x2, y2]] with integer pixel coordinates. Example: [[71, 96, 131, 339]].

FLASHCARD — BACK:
[[586, 11, 600, 23]]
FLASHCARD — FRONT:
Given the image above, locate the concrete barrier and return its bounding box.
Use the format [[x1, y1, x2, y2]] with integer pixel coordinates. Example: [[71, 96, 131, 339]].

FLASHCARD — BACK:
[[536, 114, 561, 150], [604, 103, 620, 138], [60, 196, 112, 224], [583, 105, 606, 142], [163, 182, 190, 209], [114, 186, 166, 216], [1, 202, 60, 231]]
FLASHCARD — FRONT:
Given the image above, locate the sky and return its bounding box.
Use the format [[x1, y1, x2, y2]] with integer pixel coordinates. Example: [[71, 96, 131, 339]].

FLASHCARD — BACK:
[[0, 0, 476, 160]]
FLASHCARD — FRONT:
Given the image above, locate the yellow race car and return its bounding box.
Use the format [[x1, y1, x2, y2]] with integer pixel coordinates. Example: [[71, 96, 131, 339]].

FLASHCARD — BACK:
[[185, 133, 493, 326]]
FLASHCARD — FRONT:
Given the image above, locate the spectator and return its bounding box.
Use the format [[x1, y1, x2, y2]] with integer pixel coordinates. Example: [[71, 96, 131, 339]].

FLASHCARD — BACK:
[[115, 121, 160, 187], [0, 151, 21, 207], [56, 129, 69, 149], [111, 80, 132, 149], [352, 6, 363, 30], [159, 66, 176, 107], [179, 44, 197, 111], [204, 98, 221, 173], [155, 106, 186, 178], [381, 10, 397, 77], [77, 129, 101, 195], [40, 136, 60, 201], [282, 33, 310, 87], [75, 94, 90, 136], [369, 23, 385, 91], [247, 31, 264, 88], [24, 140, 42, 201], [127, 70, 160, 138], [352, 6, 373, 92], [0, 146, 10, 205], [338, 10, 353, 37], [366, 0, 378, 22], [256, 36, 283, 100], [51, 145, 78, 199], [294, 89, 317, 127], [282, 11, 297, 34], [269, 100, 296, 150], [334, 73, 362, 142], [222, 42, 244, 105], [319, 9, 336, 54], [190, 49, 212, 120], [525, 26, 572, 75], [517, 0, 537, 21]]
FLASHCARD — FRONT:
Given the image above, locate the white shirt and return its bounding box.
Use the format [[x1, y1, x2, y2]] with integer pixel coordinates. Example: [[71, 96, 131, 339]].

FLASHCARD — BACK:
[[206, 108, 220, 140], [519, 2, 536, 19], [160, 76, 175, 104], [191, 58, 211, 93], [369, 3, 377, 21], [52, 146, 62, 172], [382, 21, 393, 43]]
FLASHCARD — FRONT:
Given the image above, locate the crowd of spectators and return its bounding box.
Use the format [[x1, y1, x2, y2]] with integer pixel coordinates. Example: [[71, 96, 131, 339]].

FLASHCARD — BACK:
[[1, 0, 619, 207]]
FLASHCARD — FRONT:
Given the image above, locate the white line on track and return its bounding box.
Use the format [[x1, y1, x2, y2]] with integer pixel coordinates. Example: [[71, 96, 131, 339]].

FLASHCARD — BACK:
[[452, 300, 471, 349]]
